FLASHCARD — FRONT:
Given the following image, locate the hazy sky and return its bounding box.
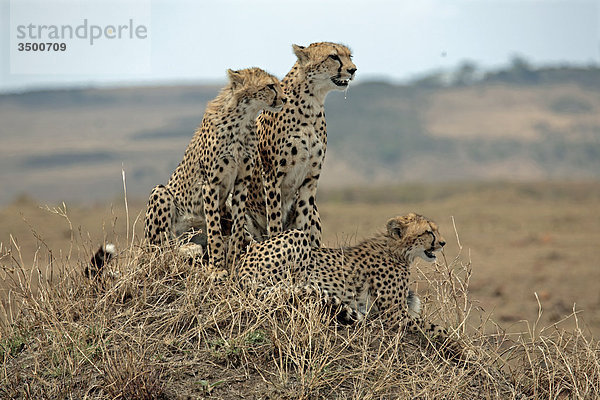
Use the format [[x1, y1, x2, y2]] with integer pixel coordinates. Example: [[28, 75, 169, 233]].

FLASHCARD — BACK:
[[1, 0, 598, 92]]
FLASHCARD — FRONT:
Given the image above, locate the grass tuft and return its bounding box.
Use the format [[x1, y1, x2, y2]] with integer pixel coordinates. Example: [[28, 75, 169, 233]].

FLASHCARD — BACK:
[[1, 230, 599, 399]]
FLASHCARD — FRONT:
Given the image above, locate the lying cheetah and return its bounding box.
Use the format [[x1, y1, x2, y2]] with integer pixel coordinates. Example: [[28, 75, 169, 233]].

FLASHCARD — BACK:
[[245, 42, 357, 246], [144, 68, 285, 270], [238, 213, 453, 345]]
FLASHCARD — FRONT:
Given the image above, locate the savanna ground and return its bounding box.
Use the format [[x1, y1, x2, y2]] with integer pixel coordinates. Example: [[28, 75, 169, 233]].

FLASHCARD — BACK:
[[1, 181, 599, 398]]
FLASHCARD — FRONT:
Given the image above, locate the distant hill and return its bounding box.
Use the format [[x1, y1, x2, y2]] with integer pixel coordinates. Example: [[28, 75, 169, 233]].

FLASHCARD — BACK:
[[1, 64, 599, 204]]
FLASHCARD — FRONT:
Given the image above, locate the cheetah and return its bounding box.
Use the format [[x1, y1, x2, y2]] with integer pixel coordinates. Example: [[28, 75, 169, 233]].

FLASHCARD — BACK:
[[238, 213, 454, 347], [143, 68, 286, 271], [244, 42, 357, 246]]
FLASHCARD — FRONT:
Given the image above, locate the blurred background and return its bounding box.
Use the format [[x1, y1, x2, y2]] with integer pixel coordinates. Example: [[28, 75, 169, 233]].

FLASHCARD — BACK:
[[1, 0, 599, 335], [1, 0, 599, 201]]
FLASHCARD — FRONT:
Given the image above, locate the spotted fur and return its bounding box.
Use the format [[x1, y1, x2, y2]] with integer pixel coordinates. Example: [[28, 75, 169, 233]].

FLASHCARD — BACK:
[[244, 42, 357, 246], [143, 68, 286, 271], [238, 213, 453, 344]]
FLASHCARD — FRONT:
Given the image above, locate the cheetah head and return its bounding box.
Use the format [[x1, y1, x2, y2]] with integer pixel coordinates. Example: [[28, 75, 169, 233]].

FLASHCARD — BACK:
[[227, 68, 286, 113], [386, 213, 446, 263], [292, 42, 357, 94]]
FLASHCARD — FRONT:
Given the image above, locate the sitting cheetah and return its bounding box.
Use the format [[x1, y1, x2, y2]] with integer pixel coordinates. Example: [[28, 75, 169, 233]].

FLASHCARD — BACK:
[[238, 213, 454, 347], [144, 68, 286, 270], [244, 42, 357, 246]]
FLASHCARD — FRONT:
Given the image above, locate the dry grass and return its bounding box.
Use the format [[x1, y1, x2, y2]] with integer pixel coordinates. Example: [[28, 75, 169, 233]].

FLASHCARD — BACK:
[[1, 213, 598, 399]]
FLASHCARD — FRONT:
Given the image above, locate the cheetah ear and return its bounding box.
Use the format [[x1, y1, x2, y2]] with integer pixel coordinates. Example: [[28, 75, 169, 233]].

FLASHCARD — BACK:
[[387, 218, 407, 239], [292, 44, 310, 65], [227, 69, 244, 88]]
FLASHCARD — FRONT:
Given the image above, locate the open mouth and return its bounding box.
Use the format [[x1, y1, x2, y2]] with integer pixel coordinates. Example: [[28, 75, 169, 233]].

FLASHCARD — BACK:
[[424, 249, 436, 259], [331, 76, 351, 87]]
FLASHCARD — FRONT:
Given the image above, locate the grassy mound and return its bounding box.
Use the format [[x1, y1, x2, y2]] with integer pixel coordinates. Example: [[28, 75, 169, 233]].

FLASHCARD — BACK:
[[1, 238, 598, 399]]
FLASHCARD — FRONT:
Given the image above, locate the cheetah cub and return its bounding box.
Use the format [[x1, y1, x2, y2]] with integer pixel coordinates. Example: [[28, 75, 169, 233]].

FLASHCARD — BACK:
[[238, 213, 460, 354], [144, 68, 286, 272]]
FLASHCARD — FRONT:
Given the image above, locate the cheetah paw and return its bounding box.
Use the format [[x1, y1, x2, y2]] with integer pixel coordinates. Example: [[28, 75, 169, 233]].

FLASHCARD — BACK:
[[209, 268, 229, 282], [178, 243, 205, 259]]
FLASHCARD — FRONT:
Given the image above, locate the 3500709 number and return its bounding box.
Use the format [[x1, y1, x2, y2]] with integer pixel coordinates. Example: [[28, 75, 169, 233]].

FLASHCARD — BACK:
[[17, 43, 66, 51]]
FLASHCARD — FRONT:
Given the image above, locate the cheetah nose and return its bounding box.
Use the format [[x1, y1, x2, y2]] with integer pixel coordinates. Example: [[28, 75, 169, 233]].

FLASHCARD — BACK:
[[439, 241, 446, 247], [347, 68, 357, 75]]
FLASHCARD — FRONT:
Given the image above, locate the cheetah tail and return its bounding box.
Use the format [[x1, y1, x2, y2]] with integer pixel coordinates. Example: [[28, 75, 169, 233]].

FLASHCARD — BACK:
[[86, 243, 116, 279]]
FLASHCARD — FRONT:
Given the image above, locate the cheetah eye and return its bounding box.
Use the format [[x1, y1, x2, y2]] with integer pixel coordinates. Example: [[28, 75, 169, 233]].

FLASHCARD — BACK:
[[420, 230, 434, 238], [328, 54, 341, 61], [266, 84, 278, 95]]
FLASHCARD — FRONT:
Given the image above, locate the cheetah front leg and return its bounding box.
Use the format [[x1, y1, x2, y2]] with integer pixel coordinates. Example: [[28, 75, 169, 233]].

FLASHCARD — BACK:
[[377, 280, 463, 360], [202, 183, 226, 273], [293, 176, 322, 247], [383, 304, 450, 344], [403, 315, 467, 360], [311, 202, 323, 247], [264, 174, 284, 238], [403, 315, 450, 343], [227, 177, 249, 270]]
